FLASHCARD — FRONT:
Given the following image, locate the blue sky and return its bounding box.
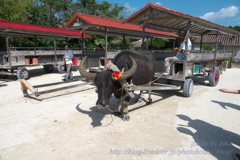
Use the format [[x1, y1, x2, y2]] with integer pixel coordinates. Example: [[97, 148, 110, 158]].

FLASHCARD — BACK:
[[107, 0, 240, 27]]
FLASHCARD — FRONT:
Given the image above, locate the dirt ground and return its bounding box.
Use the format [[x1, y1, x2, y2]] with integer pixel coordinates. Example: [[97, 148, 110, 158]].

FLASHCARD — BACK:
[[0, 66, 239, 160]]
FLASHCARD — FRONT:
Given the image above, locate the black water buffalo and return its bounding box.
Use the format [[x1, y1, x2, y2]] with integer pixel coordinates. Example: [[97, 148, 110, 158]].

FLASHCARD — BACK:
[[79, 51, 155, 121]]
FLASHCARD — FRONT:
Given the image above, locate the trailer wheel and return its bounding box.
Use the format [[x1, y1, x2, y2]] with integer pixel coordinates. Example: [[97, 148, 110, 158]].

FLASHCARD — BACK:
[[209, 67, 220, 86], [17, 68, 30, 79], [183, 78, 194, 97], [0, 69, 9, 79], [57, 63, 66, 74], [43, 65, 54, 73]]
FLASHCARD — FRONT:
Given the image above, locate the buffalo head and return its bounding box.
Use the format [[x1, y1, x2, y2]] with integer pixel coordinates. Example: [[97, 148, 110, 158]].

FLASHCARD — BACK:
[[79, 56, 137, 108]]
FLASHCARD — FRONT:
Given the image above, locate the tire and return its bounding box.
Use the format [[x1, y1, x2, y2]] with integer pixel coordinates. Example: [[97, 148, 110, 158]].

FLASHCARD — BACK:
[[17, 68, 30, 79], [209, 67, 220, 86], [57, 63, 66, 74], [43, 65, 54, 73], [183, 78, 194, 97], [0, 69, 9, 79]]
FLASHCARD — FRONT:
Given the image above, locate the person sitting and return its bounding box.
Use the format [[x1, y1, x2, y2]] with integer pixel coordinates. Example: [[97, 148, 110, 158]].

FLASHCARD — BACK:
[[164, 36, 192, 75]]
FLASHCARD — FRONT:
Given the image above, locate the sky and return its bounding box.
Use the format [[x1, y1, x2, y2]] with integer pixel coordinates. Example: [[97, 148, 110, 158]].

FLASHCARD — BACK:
[[107, 0, 240, 27]]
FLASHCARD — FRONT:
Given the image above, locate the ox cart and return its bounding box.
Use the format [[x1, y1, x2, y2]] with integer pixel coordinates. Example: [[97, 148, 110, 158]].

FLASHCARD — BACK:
[[131, 50, 232, 97], [122, 2, 239, 97]]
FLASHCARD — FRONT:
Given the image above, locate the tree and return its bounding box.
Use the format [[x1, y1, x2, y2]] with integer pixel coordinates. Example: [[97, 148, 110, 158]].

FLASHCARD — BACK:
[[0, 0, 28, 22], [75, 0, 126, 20], [229, 26, 240, 31], [146, 38, 168, 49], [26, 0, 75, 27]]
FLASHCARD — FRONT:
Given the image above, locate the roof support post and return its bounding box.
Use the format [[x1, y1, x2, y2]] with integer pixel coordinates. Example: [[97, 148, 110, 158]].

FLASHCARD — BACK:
[[215, 31, 219, 51], [123, 35, 126, 49], [214, 31, 219, 63], [105, 28, 108, 65], [81, 32, 85, 58], [146, 35, 149, 50], [34, 35, 37, 55], [182, 20, 191, 80], [178, 30, 181, 47], [5, 31, 11, 67], [151, 37, 153, 48], [54, 37, 57, 65], [141, 25, 145, 51], [200, 34, 203, 52], [229, 35, 236, 68]]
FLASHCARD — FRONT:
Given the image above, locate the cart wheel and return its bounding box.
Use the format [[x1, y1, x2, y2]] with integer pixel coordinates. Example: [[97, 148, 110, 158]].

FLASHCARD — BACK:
[[0, 69, 9, 79], [209, 67, 220, 86], [183, 78, 194, 97], [17, 68, 30, 79], [43, 65, 54, 73], [57, 63, 66, 74]]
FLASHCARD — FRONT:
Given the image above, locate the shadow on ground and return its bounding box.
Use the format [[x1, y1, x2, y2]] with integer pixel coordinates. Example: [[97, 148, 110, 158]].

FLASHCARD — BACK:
[[211, 100, 240, 111], [75, 88, 183, 127], [177, 114, 240, 160]]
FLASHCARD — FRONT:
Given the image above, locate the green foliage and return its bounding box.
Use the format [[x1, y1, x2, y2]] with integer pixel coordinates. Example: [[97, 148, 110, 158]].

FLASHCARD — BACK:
[[76, 0, 126, 20], [229, 26, 240, 31], [151, 38, 166, 49], [145, 38, 168, 49], [0, 0, 28, 22], [202, 44, 213, 50]]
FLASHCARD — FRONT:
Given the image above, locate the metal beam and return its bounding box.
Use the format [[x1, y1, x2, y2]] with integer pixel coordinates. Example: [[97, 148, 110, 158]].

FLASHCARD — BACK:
[[134, 85, 181, 91]]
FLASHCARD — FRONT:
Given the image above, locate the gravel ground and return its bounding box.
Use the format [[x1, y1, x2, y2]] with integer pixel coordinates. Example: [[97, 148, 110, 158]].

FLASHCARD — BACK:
[[0, 66, 239, 160]]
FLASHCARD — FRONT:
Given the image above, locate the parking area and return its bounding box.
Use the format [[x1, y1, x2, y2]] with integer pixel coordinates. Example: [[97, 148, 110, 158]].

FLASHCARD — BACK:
[[0, 66, 239, 160]]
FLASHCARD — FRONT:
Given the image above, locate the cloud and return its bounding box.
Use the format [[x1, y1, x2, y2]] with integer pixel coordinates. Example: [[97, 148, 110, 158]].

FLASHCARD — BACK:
[[200, 5, 239, 21], [124, 3, 137, 13], [155, 2, 162, 5]]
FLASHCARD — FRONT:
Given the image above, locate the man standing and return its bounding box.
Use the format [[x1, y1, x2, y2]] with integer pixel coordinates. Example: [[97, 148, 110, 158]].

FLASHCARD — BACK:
[[63, 45, 74, 81]]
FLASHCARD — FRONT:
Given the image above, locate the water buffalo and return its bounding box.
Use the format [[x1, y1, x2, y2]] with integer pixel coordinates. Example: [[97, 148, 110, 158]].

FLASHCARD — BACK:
[[79, 51, 155, 121]]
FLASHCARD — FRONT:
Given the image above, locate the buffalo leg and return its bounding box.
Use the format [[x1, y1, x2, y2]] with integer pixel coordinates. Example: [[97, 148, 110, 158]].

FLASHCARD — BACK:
[[121, 95, 131, 121], [116, 98, 121, 112]]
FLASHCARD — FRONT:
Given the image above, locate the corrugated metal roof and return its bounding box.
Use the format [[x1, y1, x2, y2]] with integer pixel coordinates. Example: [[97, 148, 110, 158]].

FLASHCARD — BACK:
[[192, 35, 240, 46], [0, 20, 91, 39], [123, 2, 240, 36], [64, 13, 178, 39]]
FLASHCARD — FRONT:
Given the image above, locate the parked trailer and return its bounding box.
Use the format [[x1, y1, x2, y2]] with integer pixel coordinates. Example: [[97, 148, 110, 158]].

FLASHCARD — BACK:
[[0, 20, 90, 79], [0, 48, 82, 79]]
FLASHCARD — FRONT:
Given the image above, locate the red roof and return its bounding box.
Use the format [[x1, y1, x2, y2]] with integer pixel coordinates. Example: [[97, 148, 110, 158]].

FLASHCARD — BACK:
[[64, 13, 178, 38], [0, 20, 91, 38]]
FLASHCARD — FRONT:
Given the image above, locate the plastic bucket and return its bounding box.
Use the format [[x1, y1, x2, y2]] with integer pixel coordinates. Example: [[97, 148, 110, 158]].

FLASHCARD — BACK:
[[194, 64, 201, 73], [72, 58, 78, 65], [32, 58, 38, 64], [25, 58, 30, 65]]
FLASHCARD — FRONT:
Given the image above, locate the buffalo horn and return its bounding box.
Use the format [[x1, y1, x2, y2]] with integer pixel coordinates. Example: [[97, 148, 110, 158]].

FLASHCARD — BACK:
[[79, 57, 96, 81], [118, 56, 137, 81]]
